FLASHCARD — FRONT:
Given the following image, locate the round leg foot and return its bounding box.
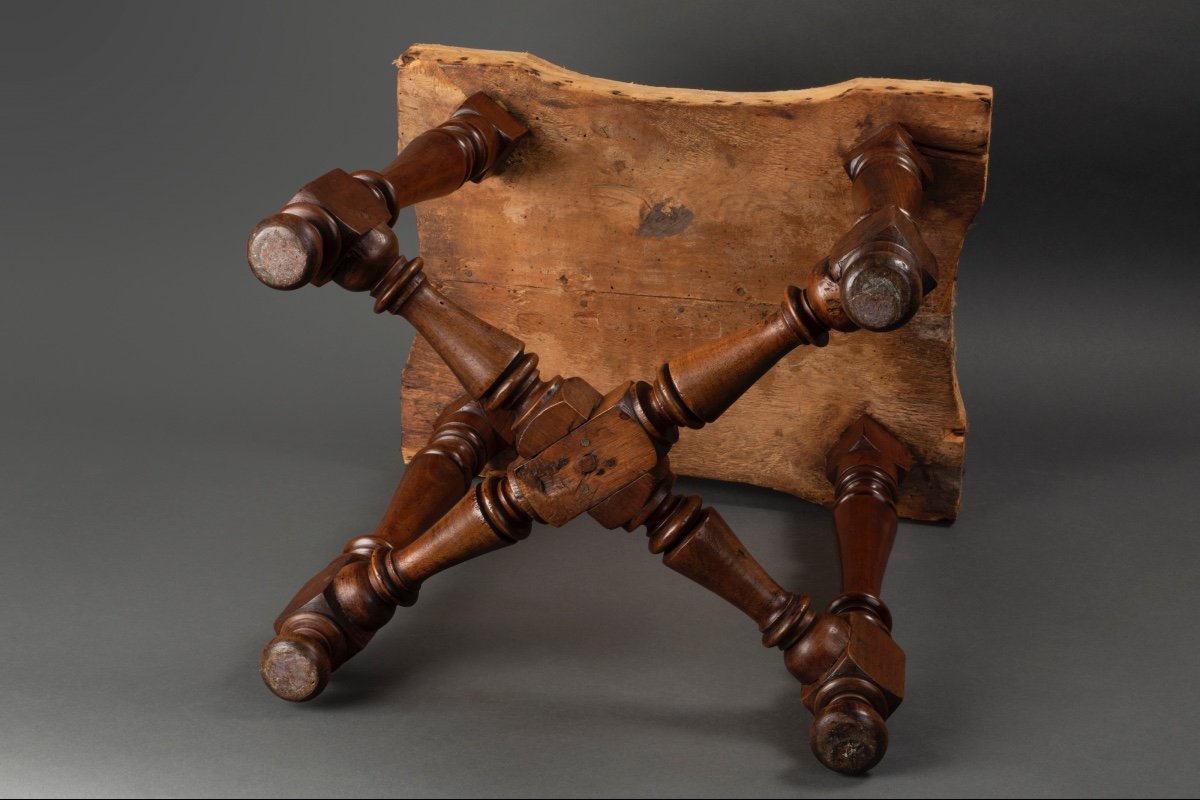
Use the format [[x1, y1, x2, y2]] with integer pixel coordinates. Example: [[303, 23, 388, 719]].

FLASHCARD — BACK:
[[260, 633, 331, 702], [810, 696, 888, 775]]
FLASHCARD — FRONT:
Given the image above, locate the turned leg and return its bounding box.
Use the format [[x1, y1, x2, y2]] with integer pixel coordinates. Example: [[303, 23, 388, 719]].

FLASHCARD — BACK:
[[587, 465, 854, 732], [262, 473, 532, 701], [588, 460, 916, 776], [246, 95, 568, 445], [265, 474, 532, 700], [359, 395, 505, 551], [248, 92, 527, 293], [801, 415, 912, 774], [260, 395, 502, 701]]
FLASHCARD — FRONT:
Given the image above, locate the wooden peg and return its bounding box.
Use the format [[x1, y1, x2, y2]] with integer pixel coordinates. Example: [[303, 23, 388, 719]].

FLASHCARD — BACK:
[[800, 414, 912, 774]]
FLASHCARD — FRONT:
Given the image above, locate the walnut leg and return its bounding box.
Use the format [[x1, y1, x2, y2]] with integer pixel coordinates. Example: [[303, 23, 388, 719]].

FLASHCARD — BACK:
[[360, 395, 504, 551], [262, 474, 532, 701], [259, 395, 501, 701], [800, 415, 913, 774], [588, 465, 852, 722], [248, 93, 527, 292], [591, 463, 916, 776]]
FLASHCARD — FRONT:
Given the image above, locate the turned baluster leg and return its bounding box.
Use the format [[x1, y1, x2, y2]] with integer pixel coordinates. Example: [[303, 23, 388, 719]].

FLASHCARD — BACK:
[[806, 122, 939, 334], [246, 97, 565, 445], [800, 415, 913, 774], [587, 465, 855, 742], [357, 395, 504, 552], [369, 473, 534, 607], [248, 92, 527, 293], [260, 395, 502, 701], [262, 472, 534, 701]]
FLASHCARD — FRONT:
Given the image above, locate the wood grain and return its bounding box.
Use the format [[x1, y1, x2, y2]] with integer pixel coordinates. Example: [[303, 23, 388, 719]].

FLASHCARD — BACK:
[[394, 46, 990, 520]]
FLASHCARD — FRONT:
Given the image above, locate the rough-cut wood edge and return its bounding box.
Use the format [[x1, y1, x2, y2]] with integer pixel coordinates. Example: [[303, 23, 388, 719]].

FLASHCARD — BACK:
[[395, 47, 990, 151], [392, 45, 991, 522], [395, 46, 991, 158]]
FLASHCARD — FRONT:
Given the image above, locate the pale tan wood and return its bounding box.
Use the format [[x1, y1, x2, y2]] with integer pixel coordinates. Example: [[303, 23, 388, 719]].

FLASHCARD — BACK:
[[394, 45, 990, 521]]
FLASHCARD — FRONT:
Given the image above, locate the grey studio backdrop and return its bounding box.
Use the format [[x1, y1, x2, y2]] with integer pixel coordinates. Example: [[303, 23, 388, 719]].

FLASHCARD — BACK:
[[2, 2, 1197, 798]]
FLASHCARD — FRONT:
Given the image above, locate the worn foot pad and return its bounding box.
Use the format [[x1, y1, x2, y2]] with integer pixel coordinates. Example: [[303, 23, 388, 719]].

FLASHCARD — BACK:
[[260, 634, 331, 702], [810, 696, 888, 775]]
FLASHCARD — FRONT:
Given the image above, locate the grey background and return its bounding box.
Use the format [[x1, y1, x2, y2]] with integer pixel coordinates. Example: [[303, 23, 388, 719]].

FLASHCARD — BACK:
[[2, 1, 1197, 797]]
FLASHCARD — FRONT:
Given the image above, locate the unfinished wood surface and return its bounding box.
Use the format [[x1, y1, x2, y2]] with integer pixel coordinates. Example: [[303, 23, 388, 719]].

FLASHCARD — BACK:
[[394, 45, 990, 521]]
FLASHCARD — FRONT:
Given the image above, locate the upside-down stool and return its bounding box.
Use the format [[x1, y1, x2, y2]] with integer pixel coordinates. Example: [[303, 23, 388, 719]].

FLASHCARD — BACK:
[[245, 46, 991, 775]]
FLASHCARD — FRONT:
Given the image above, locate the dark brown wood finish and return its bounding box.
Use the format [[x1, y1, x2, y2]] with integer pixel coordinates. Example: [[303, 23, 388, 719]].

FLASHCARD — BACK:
[[610, 463, 851, 685], [259, 395, 503, 701], [247, 78, 982, 776], [369, 395, 503, 549], [807, 123, 938, 334], [800, 415, 912, 775], [247, 92, 528, 293]]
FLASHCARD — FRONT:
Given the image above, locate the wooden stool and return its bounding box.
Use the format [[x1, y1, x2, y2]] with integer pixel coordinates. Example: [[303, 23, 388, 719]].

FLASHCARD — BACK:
[[245, 46, 991, 775]]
